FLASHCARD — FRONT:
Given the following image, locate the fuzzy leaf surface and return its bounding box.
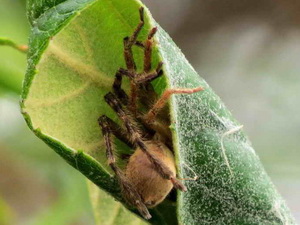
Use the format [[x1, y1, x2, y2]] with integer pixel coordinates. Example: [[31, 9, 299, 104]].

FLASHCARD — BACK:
[[22, 0, 295, 224], [156, 27, 295, 224], [23, 0, 169, 224]]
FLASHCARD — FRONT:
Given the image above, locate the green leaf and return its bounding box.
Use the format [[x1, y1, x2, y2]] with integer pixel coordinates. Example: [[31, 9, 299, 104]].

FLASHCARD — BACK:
[[88, 182, 148, 225], [156, 28, 296, 224], [22, 0, 296, 224], [23, 0, 167, 224], [27, 0, 66, 25]]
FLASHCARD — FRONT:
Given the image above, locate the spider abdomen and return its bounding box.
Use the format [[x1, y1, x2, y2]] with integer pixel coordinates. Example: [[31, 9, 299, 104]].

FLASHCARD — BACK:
[[125, 141, 176, 208]]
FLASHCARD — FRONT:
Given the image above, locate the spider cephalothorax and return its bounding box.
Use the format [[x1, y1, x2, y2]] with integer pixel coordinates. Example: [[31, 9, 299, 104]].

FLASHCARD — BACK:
[[98, 7, 203, 219]]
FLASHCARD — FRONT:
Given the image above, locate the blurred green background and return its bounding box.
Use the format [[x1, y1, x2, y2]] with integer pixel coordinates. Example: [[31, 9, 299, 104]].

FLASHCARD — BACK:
[[0, 0, 299, 224]]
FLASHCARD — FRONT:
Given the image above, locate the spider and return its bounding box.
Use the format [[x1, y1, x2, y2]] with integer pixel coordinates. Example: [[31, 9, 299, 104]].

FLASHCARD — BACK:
[[98, 7, 203, 220]]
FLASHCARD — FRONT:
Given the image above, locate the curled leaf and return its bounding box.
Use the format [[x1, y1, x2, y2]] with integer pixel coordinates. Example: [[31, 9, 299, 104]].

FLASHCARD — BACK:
[[22, 0, 296, 224]]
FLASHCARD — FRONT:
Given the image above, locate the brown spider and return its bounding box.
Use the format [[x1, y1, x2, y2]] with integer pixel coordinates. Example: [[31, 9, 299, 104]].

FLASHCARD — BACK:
[[98, 7, 203, 220]]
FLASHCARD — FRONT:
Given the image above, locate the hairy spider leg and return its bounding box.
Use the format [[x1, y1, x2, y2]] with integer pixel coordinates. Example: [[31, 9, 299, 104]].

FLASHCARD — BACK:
[[113, 69, 130, 105], [111, 68, 163, 142], [113, 63, 162, 93], [98, 115, 133, 148], [135, 25, 163, 107], [124, 7, 144, 113], [120, 7, 164, 114], [111, 63, 163, 118], [116, 61, 163, 85], [134, 40, 145, 48], [104, 92, 187, 192], [135, 61, 163, 84], [144, 87, 204, 124], [124, 7, 144, 72], [98, 115, 151, 219], [111, 69, 170, 147], [144, 27, 157, 73], [111, 69, 167, 150]]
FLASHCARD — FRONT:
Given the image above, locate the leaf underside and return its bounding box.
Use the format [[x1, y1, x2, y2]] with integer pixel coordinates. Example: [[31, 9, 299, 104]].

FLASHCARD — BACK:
[[22, 0, 296, 224]]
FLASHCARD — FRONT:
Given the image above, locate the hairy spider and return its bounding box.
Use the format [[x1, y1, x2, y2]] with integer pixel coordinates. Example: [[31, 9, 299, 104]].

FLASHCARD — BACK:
[[98, 7, 203, 219]]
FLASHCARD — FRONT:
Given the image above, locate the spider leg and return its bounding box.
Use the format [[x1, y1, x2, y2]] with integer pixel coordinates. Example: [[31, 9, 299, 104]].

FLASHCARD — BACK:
[[98, 115, 133, 148], [123, 7, 144, 71], [113, 75, 166, 144], [112, 67, 162, 124], [135, 62, 163, 84], [113, 69, 130, 105], [135, 40, 145, 48], [143, 27, 157, 73], [117, 68, 136, 79], [123, 7, 146, 114], [134, 26, 163, 107], [116, 63, 163, 85], [98, 115, 151, 219], [104, 92, 187, 192], [144, 87, 204, 124], [112, 68, 139, 112]]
